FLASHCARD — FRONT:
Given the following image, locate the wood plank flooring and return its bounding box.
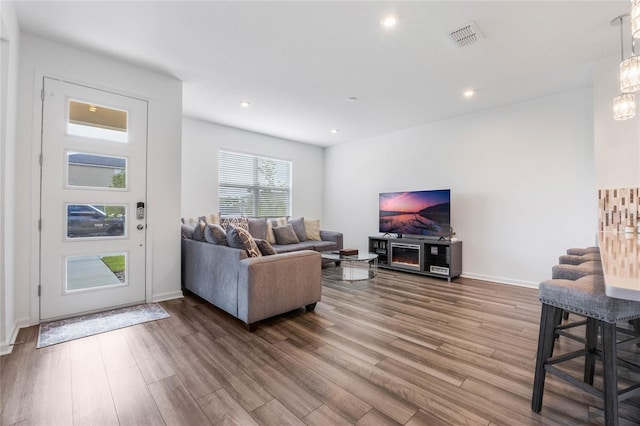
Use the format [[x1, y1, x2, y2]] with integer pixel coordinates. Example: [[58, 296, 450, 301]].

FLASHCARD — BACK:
[[2, 269, 640, 425]]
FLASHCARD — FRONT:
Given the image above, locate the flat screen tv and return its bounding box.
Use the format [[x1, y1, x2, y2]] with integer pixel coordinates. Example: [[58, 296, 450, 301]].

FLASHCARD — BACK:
[[379, 189, 451, 238]]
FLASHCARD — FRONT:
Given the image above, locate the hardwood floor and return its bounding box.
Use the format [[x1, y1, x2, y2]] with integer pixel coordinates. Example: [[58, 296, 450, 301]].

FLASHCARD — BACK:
[[2, 269, 640, 425]]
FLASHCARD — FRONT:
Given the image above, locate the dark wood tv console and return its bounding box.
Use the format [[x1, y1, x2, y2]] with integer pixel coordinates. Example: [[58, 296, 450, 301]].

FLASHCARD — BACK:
[[368, 236, 462, 282]]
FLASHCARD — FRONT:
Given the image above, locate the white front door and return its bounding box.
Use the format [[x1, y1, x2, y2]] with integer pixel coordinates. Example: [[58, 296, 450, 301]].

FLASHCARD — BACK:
[[40, 78, 148, 320]]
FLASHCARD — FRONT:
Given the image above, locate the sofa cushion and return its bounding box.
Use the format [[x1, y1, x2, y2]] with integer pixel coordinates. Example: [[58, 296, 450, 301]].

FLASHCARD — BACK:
[[312, 240, 337, 252], [271, 241, 318, 253], [182, 213, 219, 226], [221, 215, 249, 232], [204, 223, 228, 245], [181, 223, 194, 239], [248, 217, 268, 240], [205, 213, 220, 225], [254, 239, 278, 256], [288, 217, 307, 242], [227, 225, 262, 257], [266, 217, 288, 244], [273, 224, 300, 245], [192, 216, 207, 241], [304, 219, 321, 241]]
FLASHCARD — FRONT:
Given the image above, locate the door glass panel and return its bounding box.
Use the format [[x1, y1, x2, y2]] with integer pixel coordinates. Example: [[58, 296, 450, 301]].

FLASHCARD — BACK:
[[67, 151, 127, 189], [66, 252, 127, 292], [66, 204, 126, 238], [67, 100, 128, 143]]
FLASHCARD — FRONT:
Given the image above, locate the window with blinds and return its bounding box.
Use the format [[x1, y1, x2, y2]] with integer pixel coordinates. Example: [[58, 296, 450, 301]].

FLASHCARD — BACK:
[[219, 150, 292, 217]]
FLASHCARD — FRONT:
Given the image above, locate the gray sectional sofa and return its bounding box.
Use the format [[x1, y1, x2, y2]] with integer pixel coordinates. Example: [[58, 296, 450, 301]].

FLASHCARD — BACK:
[[181, 216, 343, 330]]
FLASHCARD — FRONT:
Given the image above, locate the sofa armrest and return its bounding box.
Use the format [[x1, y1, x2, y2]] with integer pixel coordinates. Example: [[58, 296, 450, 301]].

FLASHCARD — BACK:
[[182, 239, 247, 316], [319, 230, 343, 250], [237, 250, 322, 325]]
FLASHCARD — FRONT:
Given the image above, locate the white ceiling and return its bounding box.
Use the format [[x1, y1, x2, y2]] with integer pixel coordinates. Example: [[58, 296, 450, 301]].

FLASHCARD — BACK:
[[12, 1, 632, 147]]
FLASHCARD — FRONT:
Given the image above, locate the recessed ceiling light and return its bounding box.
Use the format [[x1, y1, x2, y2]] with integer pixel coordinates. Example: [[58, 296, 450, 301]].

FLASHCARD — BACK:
[[463, 89, 475, 98], [240, 101, 250, 108], [330, 129, 339, 134], [347, 97, 358, 102], [381, 15, 398, 28], [88, 105, 97, 112]]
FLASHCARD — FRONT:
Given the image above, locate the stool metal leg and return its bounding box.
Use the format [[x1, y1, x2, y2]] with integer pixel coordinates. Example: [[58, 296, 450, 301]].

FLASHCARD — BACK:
[[601, 321, 619, 426], [532, 303, 560, 412], [584, 317, 597, 385]]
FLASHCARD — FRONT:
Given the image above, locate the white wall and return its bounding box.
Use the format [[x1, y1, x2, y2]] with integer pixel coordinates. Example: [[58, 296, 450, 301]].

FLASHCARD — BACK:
[[182, 117, 325, 221], [324, 88, 596, 287], [0, 1, 21, 354], [14, 34, 183, 332], [593, 54, 640, 188]]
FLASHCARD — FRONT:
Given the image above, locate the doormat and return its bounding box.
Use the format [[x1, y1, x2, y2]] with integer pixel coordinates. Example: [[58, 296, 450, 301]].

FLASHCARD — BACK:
[[37, 303, 170, 348]]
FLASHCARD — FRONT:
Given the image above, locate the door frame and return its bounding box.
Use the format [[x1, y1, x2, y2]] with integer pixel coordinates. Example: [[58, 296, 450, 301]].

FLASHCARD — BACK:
[[29, 71, 153, 325]]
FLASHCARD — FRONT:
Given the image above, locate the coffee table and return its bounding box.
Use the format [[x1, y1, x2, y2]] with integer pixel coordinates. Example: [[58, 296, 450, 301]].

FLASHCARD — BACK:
[[321, 251, 378, 281]]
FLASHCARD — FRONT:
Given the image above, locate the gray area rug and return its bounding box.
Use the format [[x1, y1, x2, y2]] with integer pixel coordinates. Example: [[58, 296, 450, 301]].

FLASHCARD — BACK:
[[37, 303, 170, 348]]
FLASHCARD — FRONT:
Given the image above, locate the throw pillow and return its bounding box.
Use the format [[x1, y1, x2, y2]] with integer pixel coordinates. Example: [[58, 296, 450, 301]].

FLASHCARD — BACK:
[[205, 213, 220, 225], [254, 239, 278, 256], [304, 219, 322, 241], [248, 217, 268, 240], [220, 215, 249, 232], [225, 224, 244, 249], [227, 224, 262, 257], [272, 223, 300, 245], [288, 217, 307, 242], [181, 223, 194, 239], [182, 216, 199, 226], [266, 217, 288, 244], [204, 223, 227, 245], [192, 216, 207, 241]]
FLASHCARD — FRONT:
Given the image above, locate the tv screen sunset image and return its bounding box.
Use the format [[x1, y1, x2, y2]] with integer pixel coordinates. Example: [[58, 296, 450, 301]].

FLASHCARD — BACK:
[[379, 189, 450, 237]]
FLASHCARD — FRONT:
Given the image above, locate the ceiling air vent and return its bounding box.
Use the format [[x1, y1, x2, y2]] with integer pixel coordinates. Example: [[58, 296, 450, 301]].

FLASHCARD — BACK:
[[448, 21, 483, 47]]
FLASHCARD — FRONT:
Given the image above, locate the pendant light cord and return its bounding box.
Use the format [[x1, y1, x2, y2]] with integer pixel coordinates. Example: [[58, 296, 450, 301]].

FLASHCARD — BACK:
[[621, 16, 625, 61]]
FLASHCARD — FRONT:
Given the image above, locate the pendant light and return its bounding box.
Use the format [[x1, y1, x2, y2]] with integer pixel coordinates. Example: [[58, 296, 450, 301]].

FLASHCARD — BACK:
[[614, 15, 636, 120], [613, 93, 636, 120], [620, 15, 640, 93], [632, 0, 640, 39]]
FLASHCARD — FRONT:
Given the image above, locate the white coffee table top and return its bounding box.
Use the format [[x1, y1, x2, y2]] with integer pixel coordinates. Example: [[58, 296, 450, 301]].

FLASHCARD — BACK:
[[320, 251, 378, 262], [598, 231, 640, 302]]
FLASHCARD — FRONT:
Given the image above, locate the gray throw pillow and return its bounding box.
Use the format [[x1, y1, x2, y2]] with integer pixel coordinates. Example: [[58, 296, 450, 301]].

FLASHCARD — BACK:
[[204, 223, 227, 245], [254, 239, 278, 256], [272, 223, 300, 245], [226, 224, 246, 249], [248, 217, 268, 240], [181, 224, 194, 239], [288, 217, 307, 242], [192, 216, 207, 241]]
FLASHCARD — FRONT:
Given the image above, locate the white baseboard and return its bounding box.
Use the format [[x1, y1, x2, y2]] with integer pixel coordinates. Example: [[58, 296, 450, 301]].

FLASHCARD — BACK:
[[152, 290, 184, 303], [460, 272, 539, 289], [0, 318, 31, 356]]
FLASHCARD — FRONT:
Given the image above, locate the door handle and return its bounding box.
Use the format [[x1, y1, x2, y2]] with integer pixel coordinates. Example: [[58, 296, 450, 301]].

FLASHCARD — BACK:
[[137, 224, 144, 230]]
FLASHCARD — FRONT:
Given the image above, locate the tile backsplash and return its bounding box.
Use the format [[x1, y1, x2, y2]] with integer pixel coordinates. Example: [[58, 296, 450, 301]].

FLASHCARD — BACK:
[[598, 187, 640, 232]]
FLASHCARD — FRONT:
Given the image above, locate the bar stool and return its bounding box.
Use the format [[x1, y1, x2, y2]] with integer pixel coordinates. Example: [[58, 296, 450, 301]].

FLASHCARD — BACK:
[[558, 252, 601, 266], [532, 275, 640, 425], [552, 261, 604, 325], [566, 247, 600, 256], [552, 261, 603, 281]]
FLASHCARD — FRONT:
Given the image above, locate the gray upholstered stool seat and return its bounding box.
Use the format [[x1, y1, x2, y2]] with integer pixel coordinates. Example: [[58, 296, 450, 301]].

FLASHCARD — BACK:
[[558, 252, 601, 265], [552, 260, 603, 322], [539, 275, 640, 323], [552, 261, 603, 281], [566, 246, 600, 256], [532, 275, 640, 425]]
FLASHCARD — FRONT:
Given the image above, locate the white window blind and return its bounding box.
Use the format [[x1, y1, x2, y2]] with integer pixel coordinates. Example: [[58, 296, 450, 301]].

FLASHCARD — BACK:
[[219, 150, 292, 217]]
